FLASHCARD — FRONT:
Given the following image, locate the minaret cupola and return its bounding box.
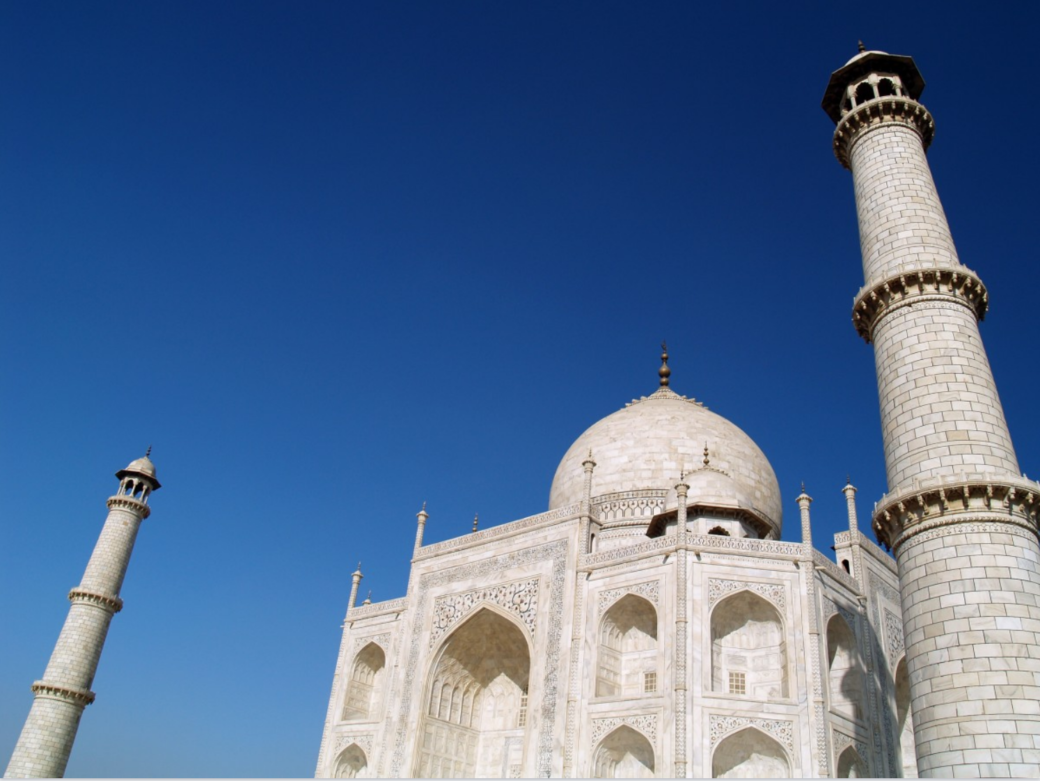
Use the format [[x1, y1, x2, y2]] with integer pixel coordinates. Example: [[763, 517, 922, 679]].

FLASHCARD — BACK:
[[115, 449, 161, 504]]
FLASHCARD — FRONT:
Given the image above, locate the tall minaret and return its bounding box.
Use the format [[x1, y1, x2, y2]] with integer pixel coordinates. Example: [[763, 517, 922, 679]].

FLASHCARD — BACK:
[[5, 453, 160, 778], [824, 49, 1040, 777]]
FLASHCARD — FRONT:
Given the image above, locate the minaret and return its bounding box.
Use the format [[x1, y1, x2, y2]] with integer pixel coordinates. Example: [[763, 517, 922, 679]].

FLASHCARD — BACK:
[[824, 48, 1040, 777], [5, 453, 161, 778]]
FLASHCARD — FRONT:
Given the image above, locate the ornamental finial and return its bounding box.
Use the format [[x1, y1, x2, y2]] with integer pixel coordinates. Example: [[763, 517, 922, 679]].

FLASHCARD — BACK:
[[659, 341, 671, 387], [703, 443, 710, 467], [858, 40, 866, 53], [473, 513, 479, 533], [145, 445, 152, 458]]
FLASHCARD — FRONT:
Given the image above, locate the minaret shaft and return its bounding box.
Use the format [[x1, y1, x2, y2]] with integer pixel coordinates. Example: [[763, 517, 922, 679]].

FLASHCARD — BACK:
[[827, 52, 1040, 778], [5, 463, 156, 779]]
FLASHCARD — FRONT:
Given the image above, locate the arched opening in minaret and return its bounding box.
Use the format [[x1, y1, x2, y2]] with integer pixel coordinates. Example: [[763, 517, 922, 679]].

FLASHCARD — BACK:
[[841, 559, 851, 574], [416, 607, 530, 778], [877, 78, 897, 97], [332, 743, 368, 778], [592, 725, 655, 778], [342, 642, 385, 722], [827, 614, 863, 721], [895, 656, 918, 777], [855, 82, 875, 104], [708, 526, 730, 536], [836, 745, 867, 777], [710, 591, 787, 698], [712, 727, 789, 778], [596, 594, 658, 697]]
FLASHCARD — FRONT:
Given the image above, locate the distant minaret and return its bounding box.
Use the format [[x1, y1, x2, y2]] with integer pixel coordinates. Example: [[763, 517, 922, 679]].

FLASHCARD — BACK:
[[5, 453, 160, 778], [824, 48, 1040, 777]]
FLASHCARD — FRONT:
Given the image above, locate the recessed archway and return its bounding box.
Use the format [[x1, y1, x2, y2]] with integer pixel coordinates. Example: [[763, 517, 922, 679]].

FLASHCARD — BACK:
[[895, 656, 918, 777], [342, 642, 385, 721], [712, 727, 789, 778], [592, 725, 654, 778], [596, 594, 658, 697], [826, 614, 863, 721], [836, 745, 867, 778], [332, 743, 368, 778], [711, 591, 787, 699], [415, 607, 530, 778]]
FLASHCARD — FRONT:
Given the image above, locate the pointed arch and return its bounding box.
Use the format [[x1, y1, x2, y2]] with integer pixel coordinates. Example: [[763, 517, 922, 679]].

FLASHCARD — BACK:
[[593, 725, 655, 778], [712, 727, 789, 778], [596, 593, 658, 697], [332, 743, 368, 778], [895, 655, 918, 777], [836, 745, 867, 778], [415, 606, 531, 778], [342, 642, 385, 722], [826, 614, 863, 721], [710, 590, 787, 698]]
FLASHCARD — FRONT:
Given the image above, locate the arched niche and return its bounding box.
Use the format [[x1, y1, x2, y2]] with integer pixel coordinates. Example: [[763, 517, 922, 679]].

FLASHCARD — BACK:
[[333, 743, 368, 778], [836, 746, 867, 778], [415, 607, 530, 778], [596, 594, 658, 697], [712, 727, 789, 778], [342, 642, 385, 721], [710, 591, 787, 699], [592, 725, 655, 778], [895, 657, 918, 777], [826, 614, 863, 721]]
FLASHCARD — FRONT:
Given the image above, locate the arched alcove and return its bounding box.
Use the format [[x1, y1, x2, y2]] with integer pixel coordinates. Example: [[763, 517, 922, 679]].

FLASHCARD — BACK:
[[596, 594, 658, 697], [333, 743, 368, 778], [711, 591, 787, 699], [712, 727, 789, 778], [593, 725, 655, 778], [827, 615, 863, 721], [342, 643, 385, 721], [836, 746, 867, 778], [415, 607, 530, 778], [895, 657, 918, 777]]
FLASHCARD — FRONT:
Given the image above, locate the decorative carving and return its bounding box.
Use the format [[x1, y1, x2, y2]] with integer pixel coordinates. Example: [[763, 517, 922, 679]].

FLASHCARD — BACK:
[[815, 703, 828, 775], [105, 495, 151, 519], [390, 540, 567, 779], [709, 715, 793, 752], [598, 580, 660, 614], [591, 714, 659, 745], [594, 490, 668, 522], [852, 266, 988, 343], [430, 578, 539, 648], [348, 597, 407, 620], [689, 532, 804, 558], [416, 505, 579, 559], [833, 730, 869, 769], [353, 632, 391, 654], [883, 608, 904, 660], [813, 550, 860, 592], [582, 534, 676, 567], [334, 732, 373, 757], [832, 96, 935, 168], [708, 578, 786, 612], [833, 531, 851, 546]]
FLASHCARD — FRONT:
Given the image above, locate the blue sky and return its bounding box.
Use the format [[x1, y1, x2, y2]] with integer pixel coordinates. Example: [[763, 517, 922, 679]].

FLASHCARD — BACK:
[[2, 2, 1038, 776]]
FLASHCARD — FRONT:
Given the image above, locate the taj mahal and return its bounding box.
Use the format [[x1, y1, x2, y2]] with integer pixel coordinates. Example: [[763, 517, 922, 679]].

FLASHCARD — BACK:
[[6, 46, 1040, 780]]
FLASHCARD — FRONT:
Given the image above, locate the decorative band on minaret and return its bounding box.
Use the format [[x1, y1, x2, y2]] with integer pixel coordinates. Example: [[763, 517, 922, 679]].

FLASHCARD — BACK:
[[5, 454, 160, 779], [824, 48, 1040, 778]]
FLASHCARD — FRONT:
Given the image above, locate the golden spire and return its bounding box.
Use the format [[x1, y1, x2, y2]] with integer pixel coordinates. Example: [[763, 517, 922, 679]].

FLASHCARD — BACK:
[[659, 341, 671, 387]]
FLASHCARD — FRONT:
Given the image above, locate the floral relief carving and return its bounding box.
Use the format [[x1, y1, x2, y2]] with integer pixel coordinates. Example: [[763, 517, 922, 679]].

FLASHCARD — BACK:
[[833, 729, 869, 770], [884, 608, 904, 660], [352, 632, 391, 654], [709, 715, 793, 752], [708, 578, 786, 612], [334, 732, 373, 756], [591, 714, 658, 745], [815, 703, 828, 775], [429, 578, 539, 648], [597, 580, 660, 615]]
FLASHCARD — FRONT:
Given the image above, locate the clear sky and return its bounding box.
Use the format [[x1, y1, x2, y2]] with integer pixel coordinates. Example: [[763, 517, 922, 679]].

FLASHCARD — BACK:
[[2, 2, 1038, 776]]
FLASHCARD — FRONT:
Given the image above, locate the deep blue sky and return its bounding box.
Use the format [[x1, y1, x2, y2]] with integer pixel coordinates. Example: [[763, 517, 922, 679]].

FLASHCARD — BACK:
[[2, 2, 1038, 776]]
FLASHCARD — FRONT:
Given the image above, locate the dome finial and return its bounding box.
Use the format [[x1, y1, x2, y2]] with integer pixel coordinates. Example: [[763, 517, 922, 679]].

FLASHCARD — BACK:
[[145, 445, 152, 458], [472, 513, 479, 533], [659, 341, 671, 387], [857, 40, 866, 53], [703, 442, 710, 467]]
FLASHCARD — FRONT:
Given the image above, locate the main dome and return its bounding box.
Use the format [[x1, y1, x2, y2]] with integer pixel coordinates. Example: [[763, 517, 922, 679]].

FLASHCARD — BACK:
[[549, 386, 782, 536]]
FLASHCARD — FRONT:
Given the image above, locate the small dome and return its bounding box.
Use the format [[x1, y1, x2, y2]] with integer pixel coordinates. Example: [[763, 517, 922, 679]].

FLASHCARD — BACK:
[[844, 48, 888, 66], [116, 454, 161, 488], [549, 387, 781, 536]]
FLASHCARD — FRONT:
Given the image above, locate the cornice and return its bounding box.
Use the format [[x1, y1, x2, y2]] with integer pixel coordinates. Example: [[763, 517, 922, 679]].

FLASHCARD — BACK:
[[852, 267, 988, 343], [106, 495, 150, 519], [31, 680, 95, 707], [832, 96, 934, 168], [68, 587, 123, 614]]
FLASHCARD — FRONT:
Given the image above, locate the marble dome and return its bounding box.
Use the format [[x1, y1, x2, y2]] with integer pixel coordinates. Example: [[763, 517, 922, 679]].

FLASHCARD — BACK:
[[549, 385, 782, 536]]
